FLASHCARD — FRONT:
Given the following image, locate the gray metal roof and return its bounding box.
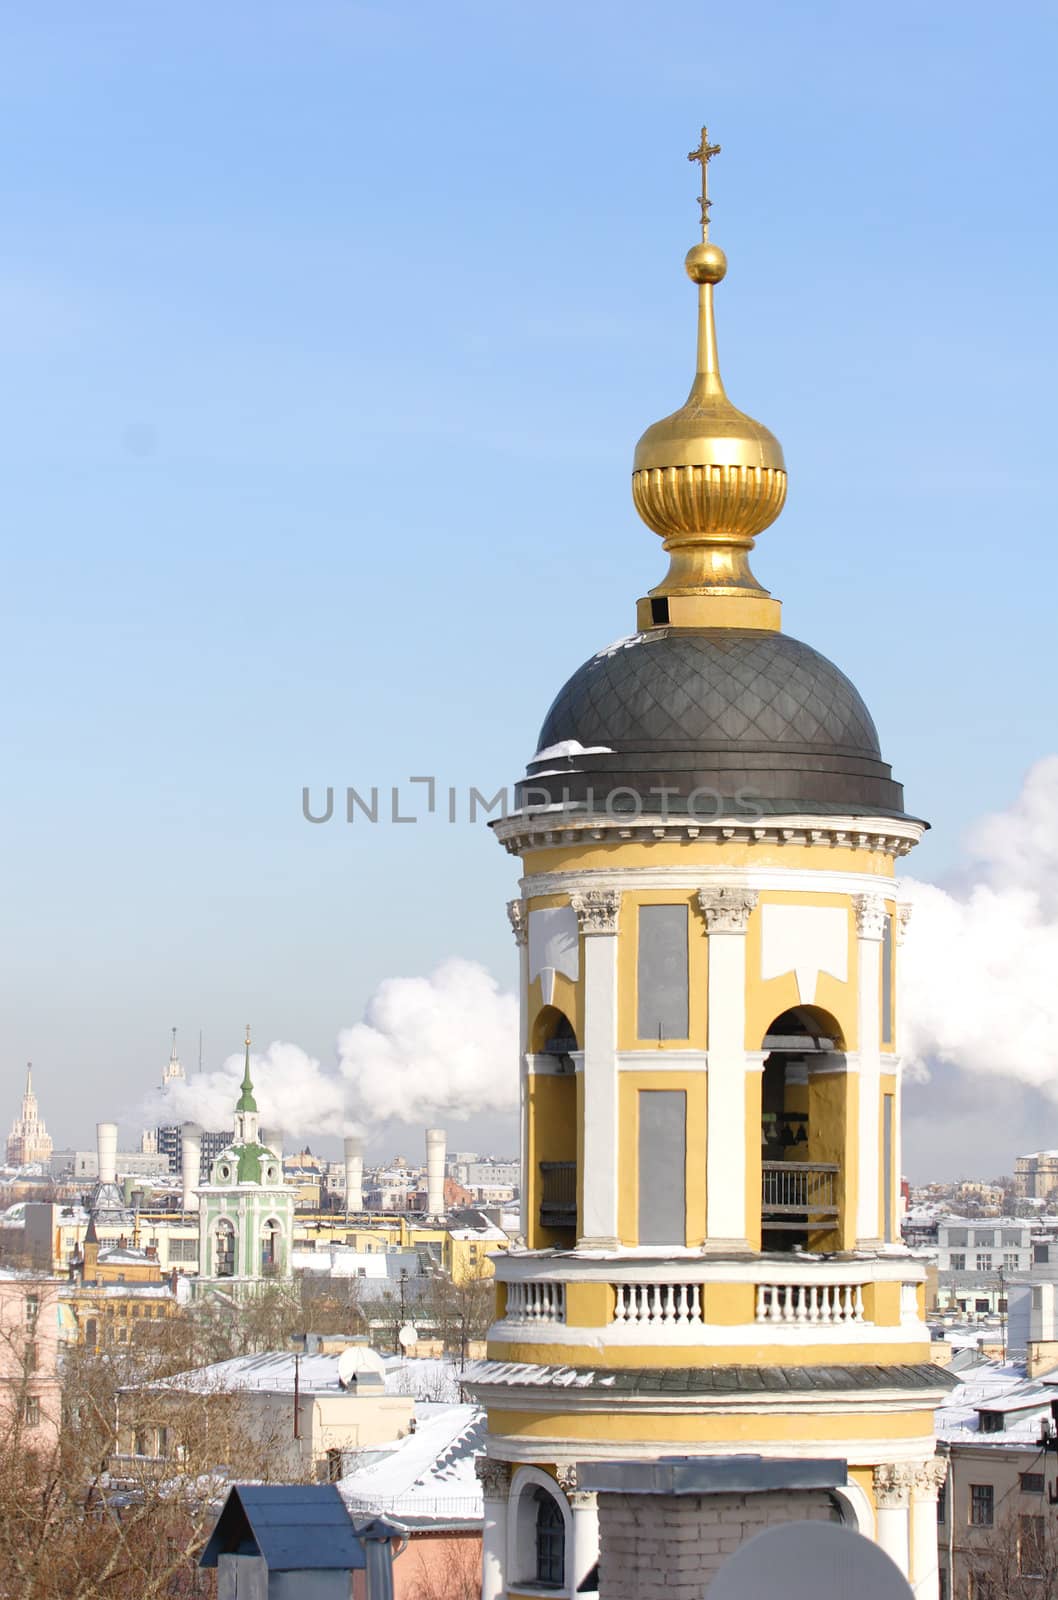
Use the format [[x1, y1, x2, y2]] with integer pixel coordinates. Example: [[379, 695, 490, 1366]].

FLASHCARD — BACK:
[[199, 1485, 369, 1571], [465, 1360, 957, 1395], [519, 628, 910, 819]]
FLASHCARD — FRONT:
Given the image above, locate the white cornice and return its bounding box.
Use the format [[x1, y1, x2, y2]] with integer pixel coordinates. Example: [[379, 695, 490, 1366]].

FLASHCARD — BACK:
[[494, 812, 923, 859]]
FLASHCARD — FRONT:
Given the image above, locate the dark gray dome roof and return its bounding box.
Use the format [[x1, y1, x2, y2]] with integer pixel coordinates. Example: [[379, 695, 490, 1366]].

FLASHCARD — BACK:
[[518, 629, 908, 818]]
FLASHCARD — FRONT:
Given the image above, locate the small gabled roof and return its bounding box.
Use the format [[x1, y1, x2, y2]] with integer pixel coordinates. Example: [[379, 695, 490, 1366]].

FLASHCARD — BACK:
[[199, 1485, 368, 1572]]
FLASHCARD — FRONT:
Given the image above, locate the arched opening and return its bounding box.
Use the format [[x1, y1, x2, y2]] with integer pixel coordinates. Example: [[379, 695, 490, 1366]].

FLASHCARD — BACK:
[[508, 1467, 573, 1594], [261, 1217, 282, 1276], [534, 1489, 566, 1587], [214, 1219, 235, 1277], [760, 1007, 846, 1252], [529, 1009, 578, 1247]]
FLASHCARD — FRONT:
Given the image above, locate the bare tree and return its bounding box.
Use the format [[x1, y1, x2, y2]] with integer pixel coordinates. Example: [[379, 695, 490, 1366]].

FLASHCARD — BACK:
[[403, 1537, 482, 1600]]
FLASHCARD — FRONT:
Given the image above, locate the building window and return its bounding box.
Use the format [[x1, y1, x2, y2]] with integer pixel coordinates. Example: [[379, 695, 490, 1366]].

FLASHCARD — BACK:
[[1019, 1515, 1045, 1577], [215, 1221, 235, 1277], [1004, 1253, 1019, 1272], [970, 1484, 995, 1526], [969, 1571, 996, 1600], [24, 1397, 40, 1428], [534, 1490, 565, 1587], [975, 1298, 990, 1314], [979, 1412, 1004, 1433], [950, 1253, 966, 1271], [1035, 1244, 1050, 1265], [1021, 1473, 1045, 1494], [25, 1295, 39, 1325], [976, 1253, 992, 1272], [937, 1481, 946, 1523], [938, 1566, 948, 1600], [84, 1317, 98, 1349]]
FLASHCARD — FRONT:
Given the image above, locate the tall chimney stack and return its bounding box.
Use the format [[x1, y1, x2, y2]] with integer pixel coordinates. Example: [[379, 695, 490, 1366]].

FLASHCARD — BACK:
[[344, 1135, 365, 1213], [96, 1122, 118, 1187], [180, 1123, 202, 1212], [425, 1128, 446, 1219]]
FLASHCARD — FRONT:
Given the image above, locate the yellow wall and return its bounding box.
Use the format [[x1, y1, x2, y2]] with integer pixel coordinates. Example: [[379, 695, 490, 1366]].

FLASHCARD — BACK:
[[485, 1406, 935, 1445], [524, 840, 898, 879]]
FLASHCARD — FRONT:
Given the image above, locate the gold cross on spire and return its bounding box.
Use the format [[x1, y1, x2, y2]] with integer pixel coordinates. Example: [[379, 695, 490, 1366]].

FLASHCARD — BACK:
[[688, 126, 721, 239]]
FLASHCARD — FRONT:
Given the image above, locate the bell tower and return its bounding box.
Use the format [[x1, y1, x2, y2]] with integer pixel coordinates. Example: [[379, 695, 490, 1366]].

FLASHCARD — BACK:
[[467, 131, 948, 1600]]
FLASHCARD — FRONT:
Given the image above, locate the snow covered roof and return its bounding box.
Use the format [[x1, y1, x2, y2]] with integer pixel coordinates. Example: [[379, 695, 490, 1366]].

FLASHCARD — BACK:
[[338, 1403, 485, 1526], [137, 1347, 390, 1399], [935, 1358, 1054, 1446]]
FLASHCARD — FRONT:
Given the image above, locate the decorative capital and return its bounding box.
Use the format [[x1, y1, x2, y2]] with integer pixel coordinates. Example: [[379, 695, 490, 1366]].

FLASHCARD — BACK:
[[554, 1463, 579, 1495], [896, 902, 913, 946], [475, 1457, 512, 1497], [853, 893, 887, 941], [506, 899, 528, 946], [914, 1458, 948, 1499], [873, 1463, 916, 1508], [570, 889, 621, 936], [697, 886, 758, 934]]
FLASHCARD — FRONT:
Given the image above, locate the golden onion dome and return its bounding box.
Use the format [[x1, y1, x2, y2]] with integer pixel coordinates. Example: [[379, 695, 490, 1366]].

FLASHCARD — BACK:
[[632, 130, 787, 631]]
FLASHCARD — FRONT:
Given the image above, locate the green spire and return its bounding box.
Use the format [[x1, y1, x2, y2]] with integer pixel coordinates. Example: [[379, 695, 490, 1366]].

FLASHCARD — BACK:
[[237, 1024, 258, 1113]]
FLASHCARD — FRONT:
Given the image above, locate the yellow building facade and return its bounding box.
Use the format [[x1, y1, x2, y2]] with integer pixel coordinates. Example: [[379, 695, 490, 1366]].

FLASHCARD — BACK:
[[467, 132, 949, 1599]]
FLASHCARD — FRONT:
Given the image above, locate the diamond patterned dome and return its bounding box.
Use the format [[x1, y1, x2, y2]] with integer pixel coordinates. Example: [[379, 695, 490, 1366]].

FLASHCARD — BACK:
[[520, 629, 907, 818]]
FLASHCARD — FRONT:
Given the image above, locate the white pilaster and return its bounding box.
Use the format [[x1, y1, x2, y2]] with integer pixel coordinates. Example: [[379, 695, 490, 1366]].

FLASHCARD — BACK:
[[698, 888, 757, 1249], [569, 1489, 600, 1596], [873, 1464, 914, 1578], [570, 890, 621, 1249], [854, 895, 886, 1245], [910, 1460, 946, 1600], [477, 1459, 510, 1600], [508, 899, 530, 1241]]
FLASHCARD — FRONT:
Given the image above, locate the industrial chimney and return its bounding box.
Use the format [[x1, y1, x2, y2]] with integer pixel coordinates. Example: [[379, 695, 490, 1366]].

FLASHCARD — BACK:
[[425, 1128, 446, 1219], [180, 1123, 202, 1212], [344, 1134, 365, 1213], [96, 1122, 118, 1187]]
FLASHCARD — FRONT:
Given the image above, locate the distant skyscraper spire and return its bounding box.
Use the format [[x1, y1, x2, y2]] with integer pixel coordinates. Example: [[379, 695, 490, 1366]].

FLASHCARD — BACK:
[[6, 1060, 53, 1168], [162, 1026, 186, 1089]]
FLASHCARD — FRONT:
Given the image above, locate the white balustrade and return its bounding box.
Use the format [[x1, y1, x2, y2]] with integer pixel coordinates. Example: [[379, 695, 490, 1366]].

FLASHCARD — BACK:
[[754, 1281, 865, 1324], [505, 1280, 566, 1323], [612, 1282, 703, 1326]]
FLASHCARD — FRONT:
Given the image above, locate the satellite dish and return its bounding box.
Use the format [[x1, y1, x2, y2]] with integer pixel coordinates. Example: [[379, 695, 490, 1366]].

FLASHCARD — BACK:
[[336, 1347, 361, 1389], [398, 1323, 418, 1349], [708, 1522, 914, 1600]]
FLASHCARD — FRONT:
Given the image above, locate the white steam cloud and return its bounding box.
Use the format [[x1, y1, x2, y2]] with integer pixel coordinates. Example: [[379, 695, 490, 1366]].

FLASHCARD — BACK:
[[336, 957, 518, 1124], [901, 756, 1058, 1091], [140, 1041, 349, 1142], [137, 958, 517, 1142]]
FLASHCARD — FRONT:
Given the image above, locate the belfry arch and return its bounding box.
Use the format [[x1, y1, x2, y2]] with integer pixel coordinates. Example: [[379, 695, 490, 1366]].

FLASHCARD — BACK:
[[760, 1006, 849, 1253], [527, 1007, 578, 1247]]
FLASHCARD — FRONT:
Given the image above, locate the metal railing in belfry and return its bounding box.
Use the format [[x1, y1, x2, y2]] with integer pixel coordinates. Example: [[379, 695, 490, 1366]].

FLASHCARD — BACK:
[[761, 1162, 839, 1229], [539, 1161, 577, 1228]]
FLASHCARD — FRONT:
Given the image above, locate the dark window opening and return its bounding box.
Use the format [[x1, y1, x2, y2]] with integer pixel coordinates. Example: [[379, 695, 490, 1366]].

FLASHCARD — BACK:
[[970, 1483, 995, 1526], [534, 1490, 565, 1587], [649, 597, 669, 625]]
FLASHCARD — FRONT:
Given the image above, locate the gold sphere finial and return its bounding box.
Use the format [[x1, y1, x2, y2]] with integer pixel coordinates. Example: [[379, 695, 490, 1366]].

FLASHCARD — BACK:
[[631, 126, 787, 631], [685, 242, 727, 285]]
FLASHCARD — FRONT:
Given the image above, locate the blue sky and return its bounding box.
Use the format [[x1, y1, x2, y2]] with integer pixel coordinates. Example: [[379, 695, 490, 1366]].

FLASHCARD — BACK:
[[2, 2, 1056, 1172]]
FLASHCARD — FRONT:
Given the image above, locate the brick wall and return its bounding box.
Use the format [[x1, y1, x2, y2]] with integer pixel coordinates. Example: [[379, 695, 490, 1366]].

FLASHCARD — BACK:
[[598, 1489, 840, 1599]]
